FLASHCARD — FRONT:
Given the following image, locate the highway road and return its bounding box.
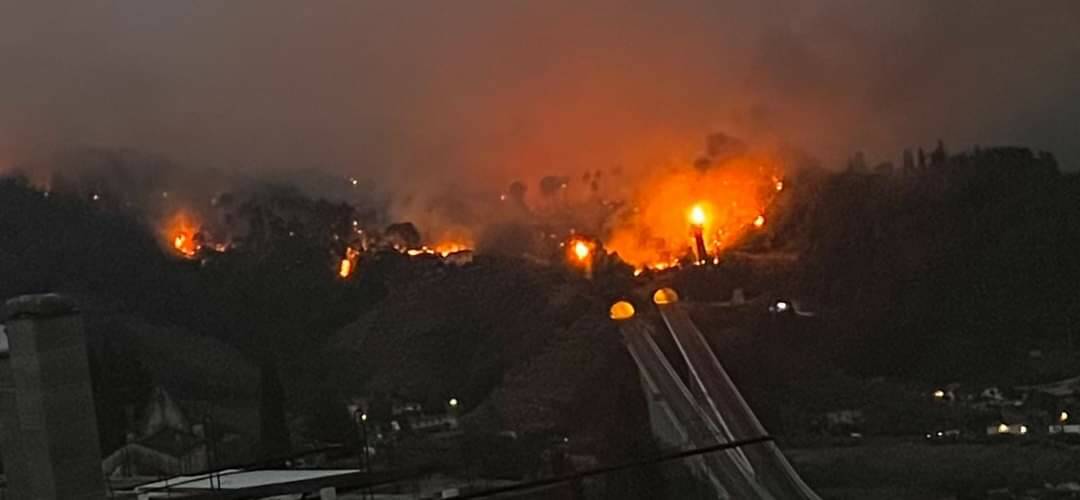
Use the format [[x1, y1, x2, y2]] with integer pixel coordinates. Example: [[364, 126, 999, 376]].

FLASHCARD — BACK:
[[657, 303, 820, 499], [619, 318, 775, 499]]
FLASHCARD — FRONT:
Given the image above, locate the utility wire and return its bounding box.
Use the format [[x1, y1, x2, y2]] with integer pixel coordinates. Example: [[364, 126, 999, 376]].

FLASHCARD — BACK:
[[456, 435, 775, 499]]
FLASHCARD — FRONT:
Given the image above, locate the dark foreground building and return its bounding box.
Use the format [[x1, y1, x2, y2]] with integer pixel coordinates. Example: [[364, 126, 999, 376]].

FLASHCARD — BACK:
[[0, 294, 105, 500]]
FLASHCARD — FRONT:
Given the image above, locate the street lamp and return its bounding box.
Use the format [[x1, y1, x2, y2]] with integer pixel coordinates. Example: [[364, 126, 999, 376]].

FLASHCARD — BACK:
[[349, 407, 369, 472], [449, 398, 459, 408]]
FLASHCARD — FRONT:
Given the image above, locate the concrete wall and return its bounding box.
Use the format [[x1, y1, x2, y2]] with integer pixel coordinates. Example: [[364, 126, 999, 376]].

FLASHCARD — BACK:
[[1, 294, 105, 500]]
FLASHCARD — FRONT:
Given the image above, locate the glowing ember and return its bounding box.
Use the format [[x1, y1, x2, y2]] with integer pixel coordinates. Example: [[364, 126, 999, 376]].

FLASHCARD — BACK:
[[753, 214, 766, 228]]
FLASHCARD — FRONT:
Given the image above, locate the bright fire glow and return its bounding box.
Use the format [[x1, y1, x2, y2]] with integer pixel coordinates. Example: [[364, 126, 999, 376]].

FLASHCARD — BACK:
[[339, 247, 360, 278], [689, 204, 707, 226], [164, 211, 200, 258], [567, 237, 595, 268], [433, 241, 470, 257], [404, 241, 473, 258], [573, 240, 590, 261], [605, 153, 783, 269]]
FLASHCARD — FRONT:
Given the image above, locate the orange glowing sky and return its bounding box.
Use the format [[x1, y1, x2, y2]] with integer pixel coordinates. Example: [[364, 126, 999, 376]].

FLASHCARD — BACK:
[[3, 1, 1077, 184]]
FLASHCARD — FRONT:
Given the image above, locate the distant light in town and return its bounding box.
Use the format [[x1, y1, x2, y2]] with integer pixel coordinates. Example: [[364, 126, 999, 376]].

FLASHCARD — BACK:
[[609, 301, 635, 320], [997, 423, 1009, 434], [1061, 411, 1070, 423], [775, 180, 784, 192], [449, 398, 459, 408], [933, 389, 945, 399], [1019, 425, 1028, 435], [361, 413, 368, 422], [775, 301, 790, 312], [753, 214, 766, 228]]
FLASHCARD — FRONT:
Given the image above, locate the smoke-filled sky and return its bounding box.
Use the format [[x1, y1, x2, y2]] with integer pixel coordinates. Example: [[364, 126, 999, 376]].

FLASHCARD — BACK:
[[2, 0, 1078, 188]]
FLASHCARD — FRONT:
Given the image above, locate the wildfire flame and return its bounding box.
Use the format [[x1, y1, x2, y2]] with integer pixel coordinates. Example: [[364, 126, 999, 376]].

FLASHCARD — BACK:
[[573, 240, 591, 261], [165, 211, 200, 258], [566, 236, 595, 265], [433, 241, 471, 257], [338, 247, 360, 278], [404, 240, 473, 258], [689, 204, 707, 227], [606, 153, 783, 270]]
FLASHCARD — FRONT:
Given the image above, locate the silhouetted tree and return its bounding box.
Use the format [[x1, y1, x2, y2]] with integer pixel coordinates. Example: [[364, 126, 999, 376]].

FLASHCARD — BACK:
[[931, 139, 947, 166], [385, 222, 421, 249], [539, 175, 568, 198], [258, 362, 291, 461], [508, 181, 527, 205]]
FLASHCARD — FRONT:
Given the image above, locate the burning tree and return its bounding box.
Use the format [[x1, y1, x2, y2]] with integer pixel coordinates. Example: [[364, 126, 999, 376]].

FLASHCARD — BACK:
[[604, 150, 784, 271]]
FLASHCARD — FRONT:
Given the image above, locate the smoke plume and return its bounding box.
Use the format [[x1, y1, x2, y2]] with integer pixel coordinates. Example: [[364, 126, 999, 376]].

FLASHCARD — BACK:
[[2, 1, 1077, 193]]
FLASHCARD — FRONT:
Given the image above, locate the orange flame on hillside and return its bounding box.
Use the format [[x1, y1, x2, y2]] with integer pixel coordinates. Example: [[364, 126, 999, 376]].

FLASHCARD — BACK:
[[605, 154, 782, 270], [164, 211, 200, 258], [433, 241, 471, 257], [404, 240, 473, 258], [339, 247, 360, 278], [689, 204, 707, 227], [573, 240, 591, 261]]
